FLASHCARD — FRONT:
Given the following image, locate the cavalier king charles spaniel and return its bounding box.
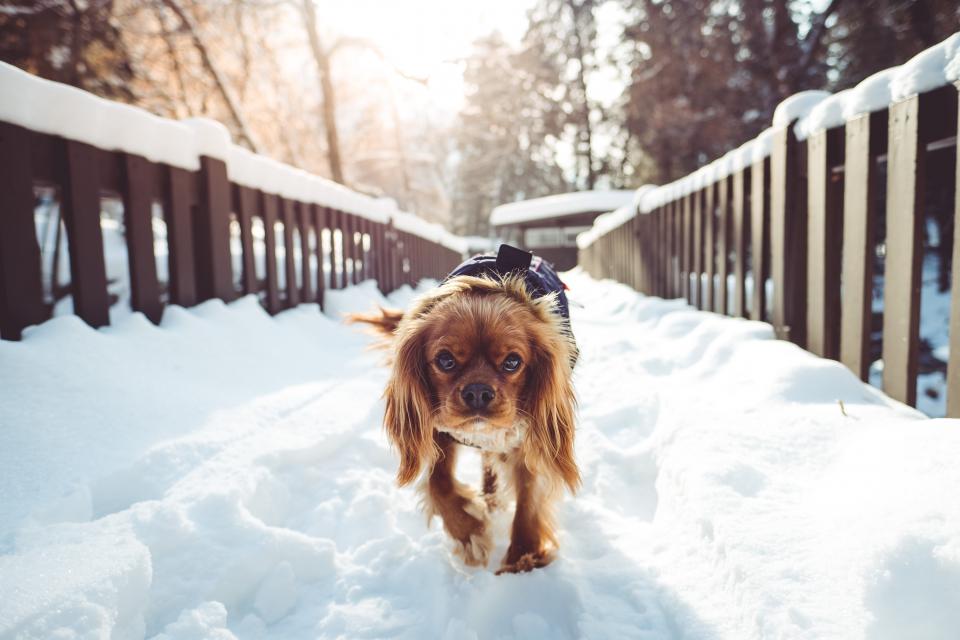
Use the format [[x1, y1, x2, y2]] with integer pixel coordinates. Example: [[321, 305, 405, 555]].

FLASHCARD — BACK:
[[352, 249, 579, 574]]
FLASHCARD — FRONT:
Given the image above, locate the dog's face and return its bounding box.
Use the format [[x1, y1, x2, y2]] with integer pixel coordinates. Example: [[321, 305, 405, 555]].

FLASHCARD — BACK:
[[423, 293, 535, 430], [383, 275, 579, 490]]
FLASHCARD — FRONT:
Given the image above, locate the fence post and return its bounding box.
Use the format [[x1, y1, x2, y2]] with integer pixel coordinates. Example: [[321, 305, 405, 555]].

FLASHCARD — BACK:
[[750, 158, 769, 322], [361, 218, 372, 282], [195, 156, 235, 303], [670, 200, 680, 297], [121, 154, 163, 323], [234, 185, 258, 296], [59, 140, 110, 328], [703, 183, 715, 311], [261, 192, 281, 314], [380, 222, 390, 283], [882, 89, 956, 407], [0, 123, 45, 340], [949, 85, 960, 418], [692, 189, 703, 308], [769, 125, 807, 344], [313, 205, 327, 308], [631, 216, 640, 291], [806, 127, 845, 359], [342, 214, 355, 286], [281, 198, 299, 307], [327, 209, 341, 290], [299, 202, 315, 303], [162, 166, 197, 308], [882, 96, 922, 405], [732, 169, 749, 317], [716, 175, 730, 314], [660, 205, 669, 297], [839, 113, 885, 380], [681, 193, 691, 303]]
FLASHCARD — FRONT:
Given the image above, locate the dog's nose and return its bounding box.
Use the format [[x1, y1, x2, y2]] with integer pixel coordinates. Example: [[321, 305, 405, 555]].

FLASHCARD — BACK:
[[461, 383, 495, 410]]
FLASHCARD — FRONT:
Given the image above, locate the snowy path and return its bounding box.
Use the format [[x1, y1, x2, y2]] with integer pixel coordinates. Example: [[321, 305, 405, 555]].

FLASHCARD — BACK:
[[2, 274, 960, 639]]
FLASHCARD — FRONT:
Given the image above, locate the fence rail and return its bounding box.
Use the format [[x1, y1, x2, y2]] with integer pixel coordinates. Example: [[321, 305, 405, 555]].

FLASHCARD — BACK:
[[579, 76, 960, 418], [0, 65, 469, 342]]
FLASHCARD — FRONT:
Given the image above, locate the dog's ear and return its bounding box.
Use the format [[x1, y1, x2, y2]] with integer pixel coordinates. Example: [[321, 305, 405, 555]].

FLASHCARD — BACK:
[[384, 319, 436, 485], [523, 322, 580, 493]]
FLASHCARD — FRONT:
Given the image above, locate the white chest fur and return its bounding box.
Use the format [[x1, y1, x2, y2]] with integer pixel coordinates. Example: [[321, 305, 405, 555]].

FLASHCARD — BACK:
[[437, 421, 527, 453]]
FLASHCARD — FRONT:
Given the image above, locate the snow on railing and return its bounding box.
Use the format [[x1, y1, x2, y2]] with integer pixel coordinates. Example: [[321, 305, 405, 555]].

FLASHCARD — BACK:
[[0, 61, 474, 340], [577, 30, 960, 418], [0, 61, 466, 251]]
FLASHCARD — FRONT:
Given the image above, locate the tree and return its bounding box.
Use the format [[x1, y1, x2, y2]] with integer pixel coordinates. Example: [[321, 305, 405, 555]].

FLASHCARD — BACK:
[[0, 0, 136, 101], [160, 0, 259, 151], [824, 0, 960, 89], [618, 0, 844, 183], [451, 33, 570, 236], [521, 0, 605, 190]]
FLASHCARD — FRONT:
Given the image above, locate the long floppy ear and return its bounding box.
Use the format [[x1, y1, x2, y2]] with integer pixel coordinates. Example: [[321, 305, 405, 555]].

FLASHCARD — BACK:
[[384, 319, 436, 485], [522, 319, 580, 493]]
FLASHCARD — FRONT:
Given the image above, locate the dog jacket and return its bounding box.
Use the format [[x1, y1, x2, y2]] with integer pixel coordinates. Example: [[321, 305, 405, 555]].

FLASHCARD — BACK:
[[445, 244, 577, 363]]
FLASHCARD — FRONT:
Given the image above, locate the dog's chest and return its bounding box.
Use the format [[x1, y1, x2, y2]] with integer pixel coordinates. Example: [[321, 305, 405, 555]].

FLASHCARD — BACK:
[[437, 422, 526, 453]]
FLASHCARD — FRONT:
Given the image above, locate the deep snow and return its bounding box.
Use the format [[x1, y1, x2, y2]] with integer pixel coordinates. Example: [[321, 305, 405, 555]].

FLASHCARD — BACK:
[[2, 273, 959, 639]]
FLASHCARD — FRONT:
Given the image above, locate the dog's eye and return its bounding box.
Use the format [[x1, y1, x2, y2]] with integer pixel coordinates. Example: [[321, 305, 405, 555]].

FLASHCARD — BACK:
[[435, 351, 457, 371], [502, 353, 522, 372]]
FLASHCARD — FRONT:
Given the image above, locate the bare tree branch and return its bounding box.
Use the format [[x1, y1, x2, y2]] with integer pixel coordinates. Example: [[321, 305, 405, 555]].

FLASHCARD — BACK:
[[160, 0, 260, 151], [153, 3, 192, 118], [797, 0, 845, 73], [301, 0, 345, 183]]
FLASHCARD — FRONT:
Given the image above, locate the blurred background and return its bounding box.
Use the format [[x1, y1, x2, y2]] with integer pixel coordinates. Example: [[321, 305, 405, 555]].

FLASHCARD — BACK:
[[1, 0, 957, 238]]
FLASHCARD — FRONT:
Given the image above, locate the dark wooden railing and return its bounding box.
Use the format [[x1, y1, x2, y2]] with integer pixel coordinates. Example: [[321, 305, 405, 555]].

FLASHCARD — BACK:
[[0, 91, 466, 342], [579, 83, 959, 418]]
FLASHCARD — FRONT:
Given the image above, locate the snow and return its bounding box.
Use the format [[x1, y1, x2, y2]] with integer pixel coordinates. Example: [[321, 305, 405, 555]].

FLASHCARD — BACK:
[[842, 67, 897, 120], [0, 61, 470, 250], [890, 32, 960, 102], [0, 61, 200, 171], [490, 191, 636, 227], [771, 91, 831, 128], [793, 89, 852, 141], [750, 127, 776, 164], [3, 272, 960, 639]]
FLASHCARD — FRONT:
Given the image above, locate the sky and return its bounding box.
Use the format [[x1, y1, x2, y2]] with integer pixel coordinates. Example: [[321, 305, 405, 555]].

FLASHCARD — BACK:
[[319, 0, 538, 113], [318, 0, 627, 114]]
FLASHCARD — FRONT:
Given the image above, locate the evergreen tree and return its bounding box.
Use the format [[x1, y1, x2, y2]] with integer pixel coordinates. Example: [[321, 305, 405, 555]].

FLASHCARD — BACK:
[[451, 33, 570, 236]]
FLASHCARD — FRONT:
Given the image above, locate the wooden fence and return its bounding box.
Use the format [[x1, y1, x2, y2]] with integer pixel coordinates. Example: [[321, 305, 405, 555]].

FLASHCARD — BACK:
[[0, 120, 464, 343], [579, 83, 959, 418]]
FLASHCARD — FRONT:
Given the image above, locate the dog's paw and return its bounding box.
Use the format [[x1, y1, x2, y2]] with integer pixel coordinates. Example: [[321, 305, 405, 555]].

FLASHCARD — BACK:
[[453, 526, 494, 567], [450, 497, 493, 567], [496, 547, 556, 574]]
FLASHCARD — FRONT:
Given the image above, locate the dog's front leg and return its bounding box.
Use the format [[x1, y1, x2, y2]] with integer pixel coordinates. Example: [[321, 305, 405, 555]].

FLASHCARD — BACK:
[[498, 458, 559, 574], [425, 432, 492, 567]]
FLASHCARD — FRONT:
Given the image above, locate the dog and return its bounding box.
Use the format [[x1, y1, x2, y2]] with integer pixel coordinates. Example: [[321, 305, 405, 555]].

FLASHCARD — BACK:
[[351, 245, 579, 574]]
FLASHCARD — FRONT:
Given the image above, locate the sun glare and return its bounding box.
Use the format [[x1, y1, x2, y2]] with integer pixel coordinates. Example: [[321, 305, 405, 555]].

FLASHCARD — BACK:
[[319, 0, 534, 110]]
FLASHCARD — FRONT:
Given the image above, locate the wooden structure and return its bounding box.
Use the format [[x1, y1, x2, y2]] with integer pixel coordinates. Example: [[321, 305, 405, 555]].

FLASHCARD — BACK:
[[0, 112, 463, 342], [491, 191, 635, 270], [579, 84, 960, 417]]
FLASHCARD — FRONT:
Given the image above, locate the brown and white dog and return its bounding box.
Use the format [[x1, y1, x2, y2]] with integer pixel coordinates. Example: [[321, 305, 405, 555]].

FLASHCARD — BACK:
[[352, 272, 579, 574]]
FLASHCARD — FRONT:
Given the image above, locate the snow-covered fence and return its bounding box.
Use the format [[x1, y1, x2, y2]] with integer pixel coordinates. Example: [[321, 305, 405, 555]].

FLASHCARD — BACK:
[[578, 33, 960, 417], [0, 62, 471, 341]]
